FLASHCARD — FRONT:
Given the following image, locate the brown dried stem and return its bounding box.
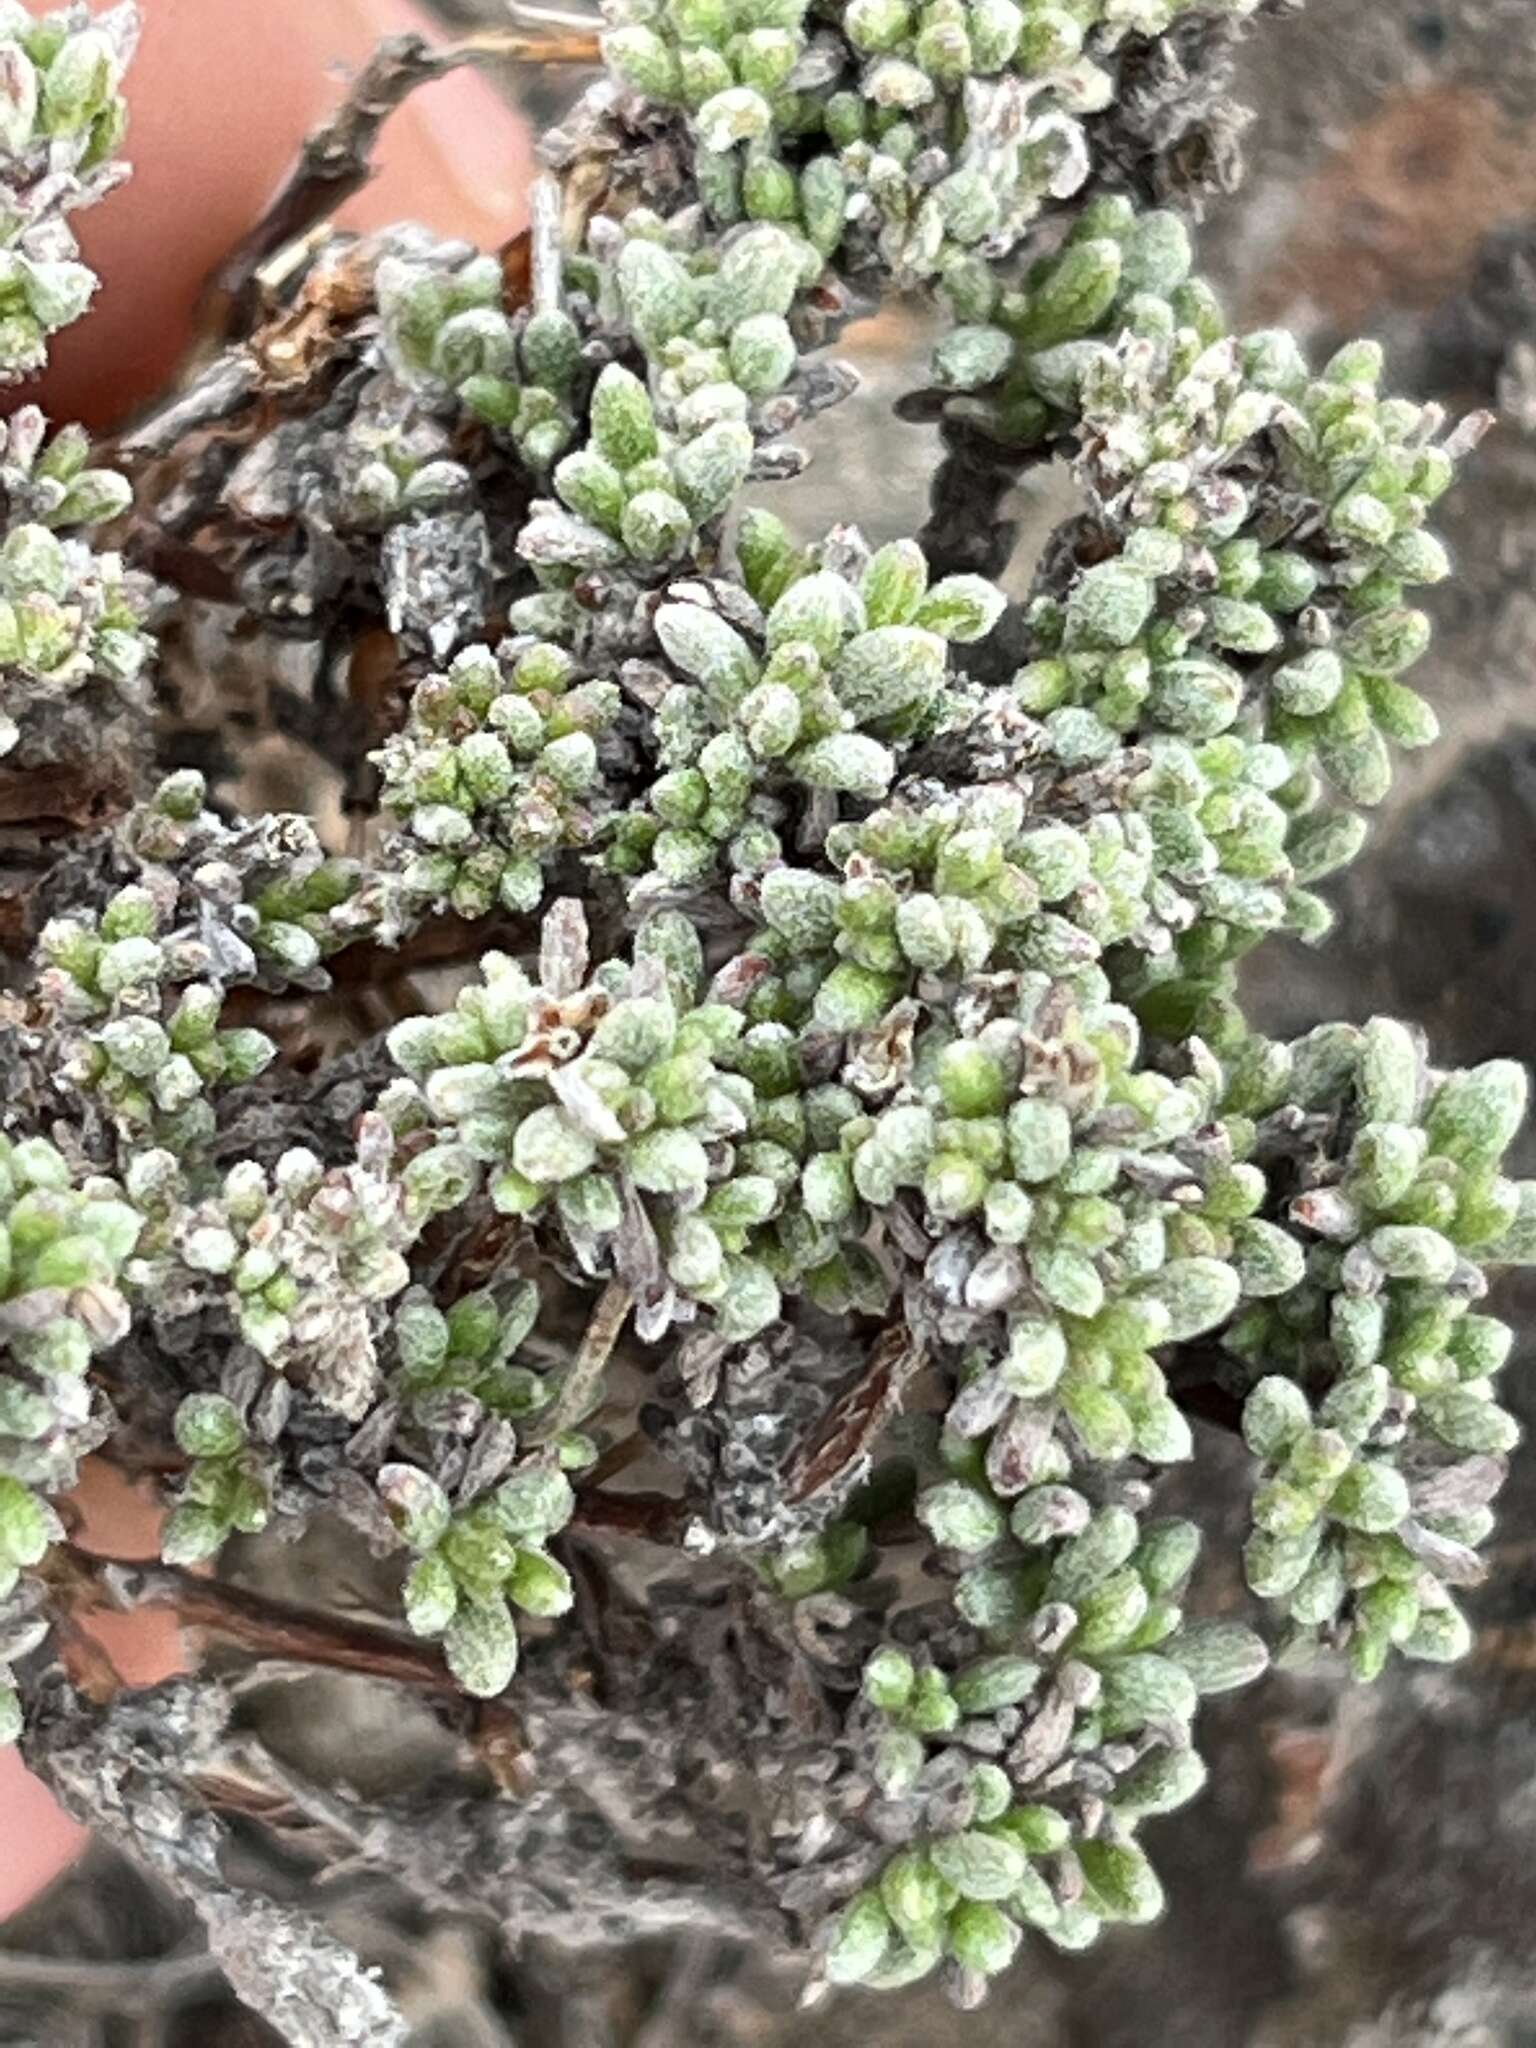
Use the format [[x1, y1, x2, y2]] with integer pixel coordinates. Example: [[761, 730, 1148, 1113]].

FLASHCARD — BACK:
[[47, 1542, 477, 1700], [529, 1276, 634, 1445], [0, 1945, 219, 2012], [210, 27, 600, 331], [573, 1489, 692, 1544], [45, 1485, 682, 1715]]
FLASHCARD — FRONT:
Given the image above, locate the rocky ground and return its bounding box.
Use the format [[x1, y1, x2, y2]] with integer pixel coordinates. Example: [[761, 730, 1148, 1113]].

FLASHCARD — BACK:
[[6, 4, 1536, 2044]]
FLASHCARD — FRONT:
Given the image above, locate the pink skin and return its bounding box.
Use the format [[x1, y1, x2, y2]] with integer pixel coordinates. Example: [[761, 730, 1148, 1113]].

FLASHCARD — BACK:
[[0, 1460, 187, 1919], [39, 0, 538, 428], [3, 0, 533, 1917]]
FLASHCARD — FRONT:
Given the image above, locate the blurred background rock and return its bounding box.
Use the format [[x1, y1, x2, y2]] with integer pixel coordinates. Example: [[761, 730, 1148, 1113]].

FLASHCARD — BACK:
[[5, 3, 1536, 2043]]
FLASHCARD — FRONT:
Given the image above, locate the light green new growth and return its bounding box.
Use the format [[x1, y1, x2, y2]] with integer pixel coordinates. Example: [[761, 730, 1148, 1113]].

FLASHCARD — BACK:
[[0, 5, 150, 757]]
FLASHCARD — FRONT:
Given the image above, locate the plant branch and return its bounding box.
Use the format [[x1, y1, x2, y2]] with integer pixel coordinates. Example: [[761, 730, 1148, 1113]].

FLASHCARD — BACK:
[[0, 1945, 219, 2013], [46, 1543, 487, 1704], [210, 28, 600, 329], [530, 1277, 634, 1444], [572, 1489, 691, 1544]]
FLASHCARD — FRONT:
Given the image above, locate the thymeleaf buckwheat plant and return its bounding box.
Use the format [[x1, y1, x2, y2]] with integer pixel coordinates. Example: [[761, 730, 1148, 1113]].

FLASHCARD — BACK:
[[0, 1, 1527, 2036]]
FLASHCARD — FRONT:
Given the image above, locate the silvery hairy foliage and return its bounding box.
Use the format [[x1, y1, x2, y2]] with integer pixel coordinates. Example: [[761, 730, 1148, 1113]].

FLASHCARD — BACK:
[[0, 0, 1529, 2035]]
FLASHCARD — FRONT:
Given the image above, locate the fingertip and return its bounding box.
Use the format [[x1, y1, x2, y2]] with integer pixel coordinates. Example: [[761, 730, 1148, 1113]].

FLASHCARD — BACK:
[[0, 1749, 87, 1921], [34, 0, 536, 429]]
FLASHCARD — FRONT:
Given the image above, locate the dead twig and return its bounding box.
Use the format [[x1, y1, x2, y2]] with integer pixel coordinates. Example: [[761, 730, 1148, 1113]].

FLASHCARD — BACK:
[[46, 1542, 498, 1709], [583, 1430, 650, 1487], [572, 1489, 691, 1545], [784, 1322, 926, 1505], [0, 1945, 219, 2014], [210, 28, 600, 332], [630, 1932, 720, 2048], [530, 1277, 634, 1445]]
